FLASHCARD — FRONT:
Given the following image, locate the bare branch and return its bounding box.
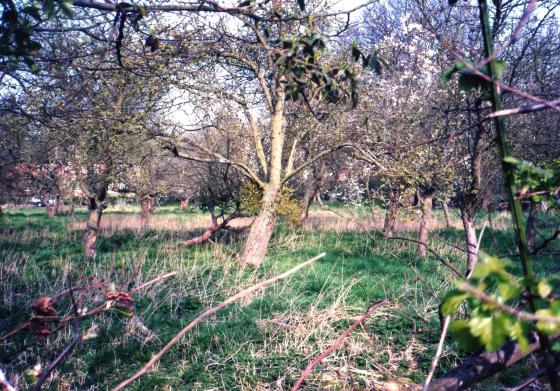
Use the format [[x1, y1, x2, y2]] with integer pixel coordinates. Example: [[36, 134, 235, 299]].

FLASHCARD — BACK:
[[291, 299, 390, 391], [111, 252, 327, 391], [488, 98, 560, 118]]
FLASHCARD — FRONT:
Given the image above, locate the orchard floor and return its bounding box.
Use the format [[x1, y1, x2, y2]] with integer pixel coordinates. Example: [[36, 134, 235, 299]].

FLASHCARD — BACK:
[[0, 205, 558, 390]]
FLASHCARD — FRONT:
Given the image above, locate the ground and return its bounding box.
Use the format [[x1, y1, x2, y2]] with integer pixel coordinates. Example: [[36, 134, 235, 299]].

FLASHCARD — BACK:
[[0, 204, 558, 390]]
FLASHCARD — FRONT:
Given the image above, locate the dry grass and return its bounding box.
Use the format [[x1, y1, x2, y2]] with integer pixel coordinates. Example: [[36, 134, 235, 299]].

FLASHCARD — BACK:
[[68, 206, 478, 236]]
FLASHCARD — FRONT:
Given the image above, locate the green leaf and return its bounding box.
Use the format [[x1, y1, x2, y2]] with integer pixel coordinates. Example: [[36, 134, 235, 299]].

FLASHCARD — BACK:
[[441, 61, 466, 83], [510, 320, 530, 353], [497, 282, 521, 302], [538, 279, 553, 299], [61, 0, 74, 17], [503, 156, 519, 164], [493, 59, 505, 78], [458, 72, 487, 92], [536, 309, 560, 336], [450, 320, 483, 352], [469, 314, 510, 352], [441, 289, 468, 315], [368, 52, 383, 75], [471, 255, 506, 279]]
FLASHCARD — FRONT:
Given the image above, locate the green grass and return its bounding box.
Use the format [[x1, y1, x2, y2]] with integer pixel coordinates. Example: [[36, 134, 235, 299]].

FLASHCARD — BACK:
[[0, 205, 558, 390]]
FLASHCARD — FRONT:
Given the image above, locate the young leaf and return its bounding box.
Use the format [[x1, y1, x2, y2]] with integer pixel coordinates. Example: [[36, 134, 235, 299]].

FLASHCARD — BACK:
[[538, 279, 553, 299], [450, 320, 483, 352], [441, 61, 466, 83], [441, 289, 468, 315], [469, 314, 510, 352], [503, 156, 520, 165], [535, 309, 560, 336], [493, 59, 505, 78], [510, 320, 530, 353]]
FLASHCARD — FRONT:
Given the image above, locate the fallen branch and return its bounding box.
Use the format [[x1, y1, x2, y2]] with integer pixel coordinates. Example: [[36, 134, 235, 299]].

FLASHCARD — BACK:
[[291, 299, 389, 391], [182, 214, 248, 248], [111, 252, 327, 391], [428, 332, 560, 390]]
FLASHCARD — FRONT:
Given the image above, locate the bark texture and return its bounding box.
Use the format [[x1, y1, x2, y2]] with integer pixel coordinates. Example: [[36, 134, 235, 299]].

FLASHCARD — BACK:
[[442, 201, 452, 229], [428, 334, 551, 391], [460, 119, 485, 276], [140, 197, 155, 228], [240, 186, 278, 268], [84, 197, 104, 259], [383, 188, 401, 236], [462, 208, 478, 276], [417, 191, 434, 257], [299, 163, 324, 223]]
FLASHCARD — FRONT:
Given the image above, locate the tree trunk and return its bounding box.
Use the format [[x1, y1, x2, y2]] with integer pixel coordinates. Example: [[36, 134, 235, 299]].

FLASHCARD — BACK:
[[459, 116, 485, 276], [383, 189, 401, 236], [240, 185, 279, 268], [46, 195, 60, 217], [526, 200, 540, 249], [442, 201, 451, 229], [84, 197, 104, 259], [184, 221, 219, 248], [239, 75, 285, 268], [300, 184, 317, 223], [68, 196, 75, 217], [140, 197, 155, 228], [462, 207, 478, 276], [299, 164, 324, 223], [417, 192, 434, 257], [180, 198, 190, 210]]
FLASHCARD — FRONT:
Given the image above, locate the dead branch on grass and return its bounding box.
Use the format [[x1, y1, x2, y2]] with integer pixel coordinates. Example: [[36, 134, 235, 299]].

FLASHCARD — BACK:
[[111, 252, 327, 391], [291, 299, 390, 391]]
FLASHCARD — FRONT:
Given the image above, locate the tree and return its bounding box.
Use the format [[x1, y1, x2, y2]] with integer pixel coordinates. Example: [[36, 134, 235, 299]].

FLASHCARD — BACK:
[[167, 3, 361, 267]]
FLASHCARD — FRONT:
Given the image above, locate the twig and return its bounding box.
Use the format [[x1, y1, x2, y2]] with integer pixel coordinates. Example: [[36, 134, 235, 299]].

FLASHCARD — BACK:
[[386, 236, 463, 277], [111, 252, 326, 391], [423, 316, 451, 391], [506, 367, 548, 391], [457, 282, 560, 324], [488, 98, 560, 118], [130, 271, 178, 293], [32, 326, 82, 391], [423, 222, 487, 390], [290, 299, 389, 391], [0, 367, 16, 391]]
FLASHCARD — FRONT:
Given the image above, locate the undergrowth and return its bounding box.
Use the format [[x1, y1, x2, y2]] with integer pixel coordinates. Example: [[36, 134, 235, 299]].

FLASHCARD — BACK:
[[0, 205, 557, 390]]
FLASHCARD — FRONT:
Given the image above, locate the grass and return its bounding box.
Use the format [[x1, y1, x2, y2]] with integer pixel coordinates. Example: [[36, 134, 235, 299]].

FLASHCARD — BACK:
[[0, 204, 558, 390]]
